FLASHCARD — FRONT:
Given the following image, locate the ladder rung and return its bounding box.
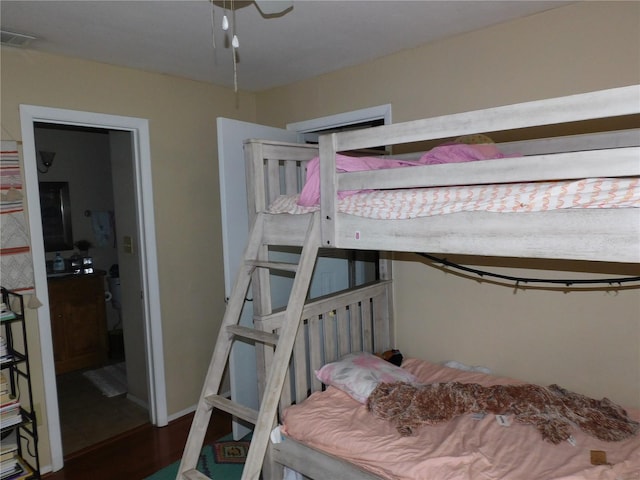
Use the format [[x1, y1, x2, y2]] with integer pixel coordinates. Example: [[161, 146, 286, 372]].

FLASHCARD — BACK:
[[227, 325, 279, 345], [183, 469, 211, 480], [205, 394, 259, 425], [247, 260, 298, 273]]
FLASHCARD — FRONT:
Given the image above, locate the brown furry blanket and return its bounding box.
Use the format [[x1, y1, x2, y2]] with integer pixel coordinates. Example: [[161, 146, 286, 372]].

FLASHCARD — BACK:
[[367, 381, 639, 444]]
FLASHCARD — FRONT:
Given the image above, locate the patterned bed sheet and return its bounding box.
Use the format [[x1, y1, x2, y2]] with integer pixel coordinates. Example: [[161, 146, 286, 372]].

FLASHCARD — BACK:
[[280, 358, 640, 480], [267, 177, 640, 220]]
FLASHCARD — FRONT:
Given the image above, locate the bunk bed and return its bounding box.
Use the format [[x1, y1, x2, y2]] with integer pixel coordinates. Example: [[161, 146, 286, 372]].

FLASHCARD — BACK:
[[241, 85, 640, 480]]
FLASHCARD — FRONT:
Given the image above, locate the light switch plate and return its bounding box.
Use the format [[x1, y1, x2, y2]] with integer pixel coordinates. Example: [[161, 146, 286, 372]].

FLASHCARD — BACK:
[[123, 235, 134, 254]]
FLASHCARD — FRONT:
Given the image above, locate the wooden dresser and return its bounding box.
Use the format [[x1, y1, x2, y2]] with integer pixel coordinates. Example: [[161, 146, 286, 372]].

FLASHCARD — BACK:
[[48, 272, 108, 375]]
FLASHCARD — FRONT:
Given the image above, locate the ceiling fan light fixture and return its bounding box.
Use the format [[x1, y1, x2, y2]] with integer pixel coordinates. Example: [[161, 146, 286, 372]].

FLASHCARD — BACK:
[[1, 30, 37, 48]]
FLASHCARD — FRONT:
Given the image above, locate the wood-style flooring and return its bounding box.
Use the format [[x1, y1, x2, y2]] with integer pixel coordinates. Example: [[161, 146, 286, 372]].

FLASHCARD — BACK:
[[42, 410, 232, 480], [56, 366, 149, 454]]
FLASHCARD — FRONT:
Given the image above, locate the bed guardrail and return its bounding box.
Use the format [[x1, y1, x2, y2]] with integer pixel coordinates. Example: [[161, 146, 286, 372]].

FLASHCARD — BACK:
[[318, 85, 640, 248], [255, 280, 393, 417], [245, 139, 319, 221]]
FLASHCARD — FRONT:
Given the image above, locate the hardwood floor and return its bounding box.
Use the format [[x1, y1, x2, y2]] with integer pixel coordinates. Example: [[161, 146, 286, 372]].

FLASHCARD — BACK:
[[56, 366, 149, 454], [42, 410, 232, 480]]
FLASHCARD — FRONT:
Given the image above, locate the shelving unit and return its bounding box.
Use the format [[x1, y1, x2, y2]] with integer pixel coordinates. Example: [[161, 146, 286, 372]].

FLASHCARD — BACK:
[[1, 287, 40, 480]]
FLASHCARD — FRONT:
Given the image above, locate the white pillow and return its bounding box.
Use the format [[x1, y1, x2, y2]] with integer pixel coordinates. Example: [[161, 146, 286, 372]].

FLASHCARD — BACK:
[[315, 352, 418, 403]]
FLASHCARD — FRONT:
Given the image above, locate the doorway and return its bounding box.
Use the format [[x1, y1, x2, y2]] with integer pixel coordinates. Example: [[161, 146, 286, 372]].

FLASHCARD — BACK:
[[34, 123, 149, 455], [19, 105, 166, 471]]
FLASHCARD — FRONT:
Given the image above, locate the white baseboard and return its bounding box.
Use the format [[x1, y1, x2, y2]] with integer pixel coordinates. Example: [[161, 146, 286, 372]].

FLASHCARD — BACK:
[[166, 390, 231, 423], [126, 393, 149, 410]]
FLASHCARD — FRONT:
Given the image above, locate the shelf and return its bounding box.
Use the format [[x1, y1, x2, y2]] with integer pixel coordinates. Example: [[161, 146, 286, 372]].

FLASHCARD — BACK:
[[1, 351, 27, 369], [0, 287, 40, 479], [0, 313, 23, 323]]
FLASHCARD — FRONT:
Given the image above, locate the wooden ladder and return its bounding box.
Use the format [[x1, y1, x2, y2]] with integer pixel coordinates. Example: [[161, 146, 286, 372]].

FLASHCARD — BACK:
[[176, 212, 321, 480]]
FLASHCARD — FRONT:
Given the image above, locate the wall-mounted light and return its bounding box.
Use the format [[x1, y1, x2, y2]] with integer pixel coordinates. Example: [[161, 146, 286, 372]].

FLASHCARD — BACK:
[[38, 151, 56, 174]]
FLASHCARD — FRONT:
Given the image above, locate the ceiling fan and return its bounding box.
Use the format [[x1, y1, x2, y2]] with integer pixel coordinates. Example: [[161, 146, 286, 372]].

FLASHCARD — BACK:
[[209, 0, 293, 91], [211, 0, 294, 17]]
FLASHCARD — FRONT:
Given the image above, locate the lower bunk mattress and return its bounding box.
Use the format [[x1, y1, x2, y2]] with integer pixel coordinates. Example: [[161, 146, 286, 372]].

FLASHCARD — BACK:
[[279, 358, 640, 479]]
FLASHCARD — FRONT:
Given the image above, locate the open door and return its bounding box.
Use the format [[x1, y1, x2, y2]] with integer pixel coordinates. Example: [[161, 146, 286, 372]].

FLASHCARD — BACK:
[[217, 118, 298, 439], [217, 108, 390, 439]]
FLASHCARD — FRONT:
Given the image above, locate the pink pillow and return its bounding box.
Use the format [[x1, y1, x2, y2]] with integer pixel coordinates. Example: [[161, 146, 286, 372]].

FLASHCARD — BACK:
[[315, 352, 418, 403]]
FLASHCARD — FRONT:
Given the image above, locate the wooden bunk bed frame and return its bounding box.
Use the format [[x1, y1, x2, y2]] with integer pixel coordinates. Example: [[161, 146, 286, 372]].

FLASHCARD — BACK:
[[177, 85, 639, 480], [315, 85, 639, 262]]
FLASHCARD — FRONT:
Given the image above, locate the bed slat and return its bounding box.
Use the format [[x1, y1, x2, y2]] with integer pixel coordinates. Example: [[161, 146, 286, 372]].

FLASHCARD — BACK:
[[338, 147, 640, 192], [332, 85, 640, 152], [349, 302, 363, 352], [293, 326, 307, 405], [361, 299, 374, 353], [308, 315, 324, 393], [337, 306, 350, 357]]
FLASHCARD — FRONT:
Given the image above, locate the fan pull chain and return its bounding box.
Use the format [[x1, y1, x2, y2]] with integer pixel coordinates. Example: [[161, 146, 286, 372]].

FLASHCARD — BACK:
[[231, 0, 238, 92], [233, 46, 238, 92], [231, 0, 239, 47], [210, 0, 240, 92], [209, 1, 216, 49], [222, 0, 229, 30]]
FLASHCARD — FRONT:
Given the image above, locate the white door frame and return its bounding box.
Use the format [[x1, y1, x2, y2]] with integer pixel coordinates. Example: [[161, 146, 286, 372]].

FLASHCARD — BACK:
[[287, 104, 392, 136], [19, 105, 167, 472]]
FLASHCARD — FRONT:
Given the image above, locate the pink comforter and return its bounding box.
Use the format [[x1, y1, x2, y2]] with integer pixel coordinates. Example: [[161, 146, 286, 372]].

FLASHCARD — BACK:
[[297, 143, 514, 207], [281, 359, 640, 480]]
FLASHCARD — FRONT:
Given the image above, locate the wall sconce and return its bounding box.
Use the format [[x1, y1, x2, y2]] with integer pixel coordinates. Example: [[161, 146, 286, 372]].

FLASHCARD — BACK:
[[38, 151, 56, 174]]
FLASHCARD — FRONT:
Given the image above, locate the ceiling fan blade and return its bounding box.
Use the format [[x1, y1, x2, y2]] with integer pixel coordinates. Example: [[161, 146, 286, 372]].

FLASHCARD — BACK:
[[254, 0, 293, 16]]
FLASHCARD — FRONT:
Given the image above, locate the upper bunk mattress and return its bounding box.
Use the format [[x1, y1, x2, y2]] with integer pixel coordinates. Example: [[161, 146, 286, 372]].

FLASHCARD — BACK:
[[267, 177, 640, 220], [280, 358, 640, 480]]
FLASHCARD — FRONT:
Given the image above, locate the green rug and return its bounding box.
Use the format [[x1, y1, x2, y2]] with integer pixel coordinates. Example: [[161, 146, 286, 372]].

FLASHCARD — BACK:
[[145, 434, 249, 480]]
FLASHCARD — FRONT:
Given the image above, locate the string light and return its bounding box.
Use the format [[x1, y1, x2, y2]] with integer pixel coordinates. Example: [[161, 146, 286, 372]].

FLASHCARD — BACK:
[[417, 253, 640, 291]]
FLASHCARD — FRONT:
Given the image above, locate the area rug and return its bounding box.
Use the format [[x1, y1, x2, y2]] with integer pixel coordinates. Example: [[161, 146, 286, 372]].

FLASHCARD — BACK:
[[213, 439, 250, 464], [144, 434, 249, 480], [82, 362, 127, 397]]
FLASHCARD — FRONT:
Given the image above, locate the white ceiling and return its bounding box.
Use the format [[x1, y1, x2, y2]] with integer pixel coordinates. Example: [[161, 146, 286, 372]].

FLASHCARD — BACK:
[[1, 0, 572, 92]]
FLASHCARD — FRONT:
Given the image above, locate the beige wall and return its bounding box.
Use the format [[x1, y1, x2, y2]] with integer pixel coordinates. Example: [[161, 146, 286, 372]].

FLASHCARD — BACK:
[[1, 48, 257, 468], [2, 0, 639, 471], [255, 1, 640, 408], [257, 2, 640, 126], [394, 256, 640, 407]]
